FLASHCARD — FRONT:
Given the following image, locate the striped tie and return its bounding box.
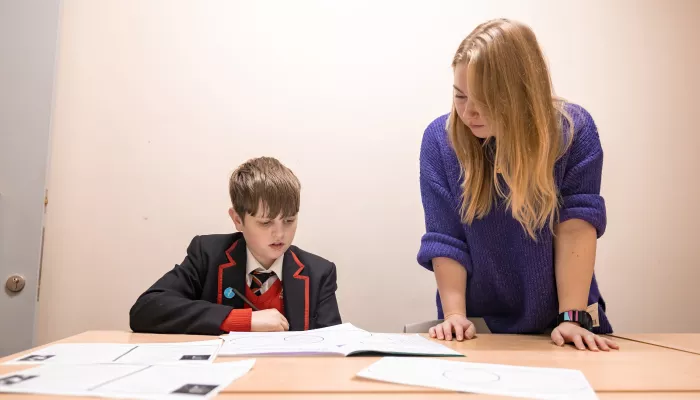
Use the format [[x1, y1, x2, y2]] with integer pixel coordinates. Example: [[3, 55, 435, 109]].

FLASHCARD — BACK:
[[250, 270, 276, 296]]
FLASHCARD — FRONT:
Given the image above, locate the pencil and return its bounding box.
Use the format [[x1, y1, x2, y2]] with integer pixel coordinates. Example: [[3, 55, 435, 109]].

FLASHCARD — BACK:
[[232, 288, 260, 311]]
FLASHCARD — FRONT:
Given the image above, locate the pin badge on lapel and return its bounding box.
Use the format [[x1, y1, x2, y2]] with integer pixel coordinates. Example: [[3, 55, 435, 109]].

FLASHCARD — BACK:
[[223, 287, 235, 299]]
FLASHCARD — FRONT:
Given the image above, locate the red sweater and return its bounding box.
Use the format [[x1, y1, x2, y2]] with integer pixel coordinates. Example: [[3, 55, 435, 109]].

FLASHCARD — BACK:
[[219, 280, 284, 332]]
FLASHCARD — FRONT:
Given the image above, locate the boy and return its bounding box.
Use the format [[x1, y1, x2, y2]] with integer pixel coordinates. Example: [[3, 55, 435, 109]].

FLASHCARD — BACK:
[[129, 157, 342, 334]]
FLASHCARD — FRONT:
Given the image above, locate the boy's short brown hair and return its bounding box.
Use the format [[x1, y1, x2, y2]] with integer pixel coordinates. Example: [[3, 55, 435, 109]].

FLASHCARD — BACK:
[[229, 157, 301, 220]]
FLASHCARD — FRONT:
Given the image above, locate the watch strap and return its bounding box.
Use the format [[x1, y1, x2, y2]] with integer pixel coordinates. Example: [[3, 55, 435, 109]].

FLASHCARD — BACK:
[[557, 310, 593, 331]]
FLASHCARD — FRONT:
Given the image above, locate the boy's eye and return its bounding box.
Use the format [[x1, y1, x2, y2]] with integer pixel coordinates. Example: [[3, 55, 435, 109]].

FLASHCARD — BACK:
[[259, 221, 272, 226], [284, 219, 296, 224]]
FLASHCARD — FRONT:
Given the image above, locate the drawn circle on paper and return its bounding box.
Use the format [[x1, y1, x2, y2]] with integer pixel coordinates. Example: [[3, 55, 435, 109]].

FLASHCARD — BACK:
[[443, 367, 589, 395], [283, 335, 324, 344], [442, 367, 501, 385]]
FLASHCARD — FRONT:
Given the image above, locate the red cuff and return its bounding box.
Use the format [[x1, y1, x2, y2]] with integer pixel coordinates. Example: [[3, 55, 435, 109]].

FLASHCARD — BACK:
[[220, 308, 252, 332]]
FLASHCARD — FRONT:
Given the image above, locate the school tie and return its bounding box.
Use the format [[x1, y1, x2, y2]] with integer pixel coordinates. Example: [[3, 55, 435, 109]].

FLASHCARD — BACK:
[[249, 270, 277, 296]]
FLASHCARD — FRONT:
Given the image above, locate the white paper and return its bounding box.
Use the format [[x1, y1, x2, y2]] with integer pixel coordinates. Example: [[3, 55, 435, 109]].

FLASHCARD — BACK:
[[0, 359, 255, 400], [5, 340, 223, 366], [95, 360, 255, 400], [0, 363, 142, 397], [4, 343, 139, 365], [339, 334, 462, 357], [114, 340, 223, 365], [220, 323, 370, 356], [306, 323, 367, 332], [221, 322, 367, 340], [220, 335, 342, 356], [357, 357, 598, 400], [219, 325, 460, 357]]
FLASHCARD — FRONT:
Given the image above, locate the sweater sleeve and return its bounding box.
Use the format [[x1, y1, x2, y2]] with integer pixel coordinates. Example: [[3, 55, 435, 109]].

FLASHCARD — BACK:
[[220, 309, 252, 332], [559, 105, 607, 237], [416, 118, 471, 273]]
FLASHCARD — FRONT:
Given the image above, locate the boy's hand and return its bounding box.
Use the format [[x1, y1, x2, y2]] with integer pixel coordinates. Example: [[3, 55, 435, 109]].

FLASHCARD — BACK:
[[251, 309, 289, 332], [551, 322, 619, 351], [429, 314, 476, 341]]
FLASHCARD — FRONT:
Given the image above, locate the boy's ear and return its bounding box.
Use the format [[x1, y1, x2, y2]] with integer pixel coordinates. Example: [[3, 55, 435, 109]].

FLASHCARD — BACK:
[[229, 208, 245, 231]]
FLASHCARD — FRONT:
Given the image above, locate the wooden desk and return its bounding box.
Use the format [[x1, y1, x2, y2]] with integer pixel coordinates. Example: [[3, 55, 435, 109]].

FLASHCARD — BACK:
[[1, 331, 699, 399], [2, 393, 700, 400], [222, 394, 700, 399], [612, 333, 700, 355]]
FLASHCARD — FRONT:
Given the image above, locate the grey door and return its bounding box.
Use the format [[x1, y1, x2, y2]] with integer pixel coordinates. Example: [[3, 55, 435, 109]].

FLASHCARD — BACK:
[[0, 0, 61, 357]]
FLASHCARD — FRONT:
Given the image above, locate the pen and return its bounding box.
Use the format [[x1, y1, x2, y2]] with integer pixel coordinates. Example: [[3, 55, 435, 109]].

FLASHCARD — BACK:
[[232, 288, 260, 311]]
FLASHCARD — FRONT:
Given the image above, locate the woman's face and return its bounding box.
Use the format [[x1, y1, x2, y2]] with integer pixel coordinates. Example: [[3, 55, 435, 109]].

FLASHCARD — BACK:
[[453, 64, 492, 139]]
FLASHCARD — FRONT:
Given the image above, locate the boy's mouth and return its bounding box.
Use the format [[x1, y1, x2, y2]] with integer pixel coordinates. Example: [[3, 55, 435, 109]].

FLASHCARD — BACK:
[[269, 242, 284, 251]]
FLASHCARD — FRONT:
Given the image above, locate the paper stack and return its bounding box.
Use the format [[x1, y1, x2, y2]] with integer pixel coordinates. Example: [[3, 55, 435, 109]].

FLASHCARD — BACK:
[[0, 339, 254, 400]]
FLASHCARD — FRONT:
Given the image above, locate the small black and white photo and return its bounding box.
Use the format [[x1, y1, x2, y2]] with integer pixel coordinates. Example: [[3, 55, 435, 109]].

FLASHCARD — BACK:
[[172, 383, 218, 396], [0, 374, 38, 386], [179, 354, 210, 361], [18, 354, 55, 362]]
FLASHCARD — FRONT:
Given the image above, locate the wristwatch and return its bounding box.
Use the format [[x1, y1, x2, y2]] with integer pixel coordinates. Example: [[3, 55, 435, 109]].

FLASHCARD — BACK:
[[557, 310, 593, 331]]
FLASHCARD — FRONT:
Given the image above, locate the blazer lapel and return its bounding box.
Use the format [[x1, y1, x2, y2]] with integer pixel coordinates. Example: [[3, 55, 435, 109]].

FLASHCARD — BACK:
[[282, 248, 310, 331], [217, 234, 247, 309]]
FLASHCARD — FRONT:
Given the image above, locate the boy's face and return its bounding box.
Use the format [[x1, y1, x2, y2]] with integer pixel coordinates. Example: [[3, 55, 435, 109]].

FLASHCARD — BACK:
[[229, 205, 298, 268]]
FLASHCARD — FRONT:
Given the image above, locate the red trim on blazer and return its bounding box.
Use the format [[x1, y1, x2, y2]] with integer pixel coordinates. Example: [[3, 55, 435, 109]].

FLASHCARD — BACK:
[[217, 239, 240, 304], [291, 251, 310, 330]]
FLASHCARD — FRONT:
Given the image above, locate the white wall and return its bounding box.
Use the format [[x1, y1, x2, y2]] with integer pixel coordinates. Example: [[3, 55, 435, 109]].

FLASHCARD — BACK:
[[36, 0, 700, 343]]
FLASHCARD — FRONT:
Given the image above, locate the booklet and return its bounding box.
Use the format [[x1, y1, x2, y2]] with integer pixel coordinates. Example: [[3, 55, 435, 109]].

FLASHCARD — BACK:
[[219, 323, 462, 357]]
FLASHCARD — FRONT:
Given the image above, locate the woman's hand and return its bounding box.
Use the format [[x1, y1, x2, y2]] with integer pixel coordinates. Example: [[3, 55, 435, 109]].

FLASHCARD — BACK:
[[429, 314, 476, 341], [551, 322, 619, 351]]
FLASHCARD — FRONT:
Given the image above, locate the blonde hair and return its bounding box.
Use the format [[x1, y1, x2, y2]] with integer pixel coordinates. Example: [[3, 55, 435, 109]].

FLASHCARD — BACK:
[[448, 18, 574, 240], [229, 157, 301, 220]]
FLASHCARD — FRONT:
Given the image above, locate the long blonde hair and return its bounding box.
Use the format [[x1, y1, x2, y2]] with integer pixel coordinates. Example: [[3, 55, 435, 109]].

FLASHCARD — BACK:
[[449, 18, 573, 240]]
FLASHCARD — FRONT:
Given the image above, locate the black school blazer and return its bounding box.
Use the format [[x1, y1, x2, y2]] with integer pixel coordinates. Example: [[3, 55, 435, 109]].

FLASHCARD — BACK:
[[129, 232, 342, 335]]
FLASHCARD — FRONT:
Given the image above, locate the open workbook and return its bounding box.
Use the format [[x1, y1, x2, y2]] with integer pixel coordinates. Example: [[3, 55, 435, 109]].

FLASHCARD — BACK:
[[219, 323, 463, 357]]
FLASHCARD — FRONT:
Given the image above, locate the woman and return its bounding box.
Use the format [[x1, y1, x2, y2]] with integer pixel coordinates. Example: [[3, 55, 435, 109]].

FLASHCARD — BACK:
[[417, 18, 618, 351]]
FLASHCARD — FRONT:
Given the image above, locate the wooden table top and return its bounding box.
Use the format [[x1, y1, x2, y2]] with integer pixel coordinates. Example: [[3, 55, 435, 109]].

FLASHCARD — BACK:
[[612, 333, 700, 355], [1, 330, 699, 399]]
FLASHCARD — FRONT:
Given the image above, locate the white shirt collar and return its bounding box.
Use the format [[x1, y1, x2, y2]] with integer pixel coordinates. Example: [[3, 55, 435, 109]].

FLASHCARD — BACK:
[[246, 247, 284, 281]]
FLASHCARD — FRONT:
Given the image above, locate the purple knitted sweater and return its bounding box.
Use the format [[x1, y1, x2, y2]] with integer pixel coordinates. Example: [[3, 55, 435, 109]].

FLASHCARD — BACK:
[[417, 104, 612, 334]]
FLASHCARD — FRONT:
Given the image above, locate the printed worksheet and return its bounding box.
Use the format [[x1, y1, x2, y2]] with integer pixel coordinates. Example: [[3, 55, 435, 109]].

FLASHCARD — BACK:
[[114, 340, 223, 364], [0, 359, 255, 400], [4, 340, 223, 365], [219, 324, 461, 357], [357, 357, 598, 400]]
